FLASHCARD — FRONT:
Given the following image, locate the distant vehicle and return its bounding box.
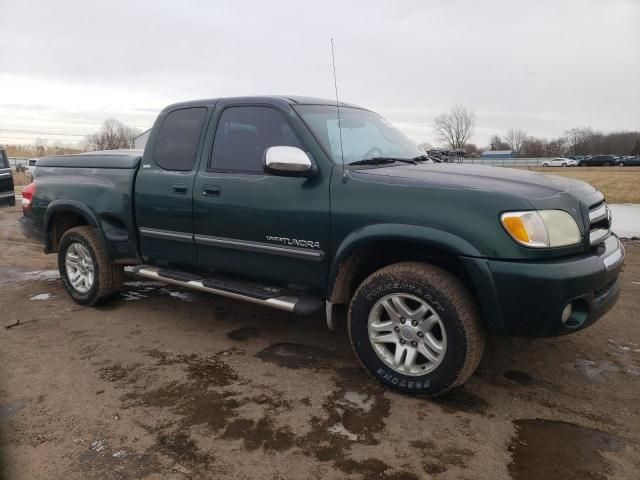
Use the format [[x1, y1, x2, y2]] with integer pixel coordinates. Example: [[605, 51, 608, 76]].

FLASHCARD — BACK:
[[0, 148, 16, 207], [541, 157, 578, 167], [580, 155, 618, 167], [27, 159, 37, 177], [618, 156, 640, 167]]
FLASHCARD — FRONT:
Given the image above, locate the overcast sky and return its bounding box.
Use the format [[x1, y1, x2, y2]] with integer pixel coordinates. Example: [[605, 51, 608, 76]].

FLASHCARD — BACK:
[[1, 0, 638, 148]]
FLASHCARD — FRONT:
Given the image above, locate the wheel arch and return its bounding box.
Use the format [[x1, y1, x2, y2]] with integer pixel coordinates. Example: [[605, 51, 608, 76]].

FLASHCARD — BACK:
[[328, 224, 483, 306], [44, 200, 100, 253]]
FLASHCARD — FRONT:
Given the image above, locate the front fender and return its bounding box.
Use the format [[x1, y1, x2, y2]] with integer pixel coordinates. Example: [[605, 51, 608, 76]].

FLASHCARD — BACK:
[[328, 223, 483, 292]]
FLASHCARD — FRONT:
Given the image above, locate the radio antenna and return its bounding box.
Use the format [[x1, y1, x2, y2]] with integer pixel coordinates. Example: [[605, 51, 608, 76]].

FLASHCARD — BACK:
[[330, 38, 346, 182]]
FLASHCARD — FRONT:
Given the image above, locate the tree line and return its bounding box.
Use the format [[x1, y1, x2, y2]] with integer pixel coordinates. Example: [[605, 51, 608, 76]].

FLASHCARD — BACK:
[[425, 105, 640, 157], [1, 118, 140, 158]]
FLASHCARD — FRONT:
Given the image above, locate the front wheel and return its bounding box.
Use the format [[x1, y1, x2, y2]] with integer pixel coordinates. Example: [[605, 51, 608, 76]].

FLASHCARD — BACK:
[[348, 262, 485, 396], [58, 226, 123, 305], [619, 162, 625, 167], [542, 163, 548, 167]]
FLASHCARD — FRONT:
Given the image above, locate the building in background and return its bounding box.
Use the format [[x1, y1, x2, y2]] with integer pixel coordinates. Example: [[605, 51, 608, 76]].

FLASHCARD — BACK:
[[134, 129, 151, 150]]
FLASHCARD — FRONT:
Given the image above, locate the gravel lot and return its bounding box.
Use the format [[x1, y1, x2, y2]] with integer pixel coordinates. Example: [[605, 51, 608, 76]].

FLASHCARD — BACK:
[[1, 204, 639, 480]]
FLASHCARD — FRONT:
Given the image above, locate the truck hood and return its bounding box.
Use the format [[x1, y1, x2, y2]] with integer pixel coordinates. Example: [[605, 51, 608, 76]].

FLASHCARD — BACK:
[[351, 163, 596, 205]]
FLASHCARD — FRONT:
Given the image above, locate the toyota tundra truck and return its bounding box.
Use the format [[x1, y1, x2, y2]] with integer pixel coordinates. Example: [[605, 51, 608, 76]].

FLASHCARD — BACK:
[[20, 96, 625, 396]]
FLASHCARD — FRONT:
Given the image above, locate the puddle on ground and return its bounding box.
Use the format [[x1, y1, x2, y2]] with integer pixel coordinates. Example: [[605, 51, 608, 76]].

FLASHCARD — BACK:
[[256, 342, 337, 369], [78, 438, 158, 478], [222, 417, 295, 452], [0, 268, 59, 286], [434, 387, 489, 415], [504, 370, 535, 386], [508, 419, 624, 480], [120, 281, 195, 303], [227, 327, 260, 341], [0, 399, 30, 419], [572, 358, 622, 382]]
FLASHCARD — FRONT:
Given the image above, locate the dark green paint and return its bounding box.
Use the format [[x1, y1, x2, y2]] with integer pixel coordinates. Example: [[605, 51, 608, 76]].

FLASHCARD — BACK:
[[22, 96, 624, 336]]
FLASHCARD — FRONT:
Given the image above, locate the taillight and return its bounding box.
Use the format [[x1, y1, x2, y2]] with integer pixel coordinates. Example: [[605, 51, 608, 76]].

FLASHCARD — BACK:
[[22, 182, 36, 211]]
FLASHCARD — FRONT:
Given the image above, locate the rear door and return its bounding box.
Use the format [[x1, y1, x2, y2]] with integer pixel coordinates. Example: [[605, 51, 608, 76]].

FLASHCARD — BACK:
[[135, 107, 209, 269], [0, 150, 16, 206], [193, 104, 331, 291]]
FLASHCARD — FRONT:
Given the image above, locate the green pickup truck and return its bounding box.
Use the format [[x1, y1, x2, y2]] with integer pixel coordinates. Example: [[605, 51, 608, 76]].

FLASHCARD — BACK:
[[20, 96, 625, 396]]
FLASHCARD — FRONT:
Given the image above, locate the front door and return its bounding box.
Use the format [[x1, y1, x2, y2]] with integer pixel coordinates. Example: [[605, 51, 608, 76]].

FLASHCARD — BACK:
[[193, 105, 331, 291], [135, 107, 209, 268]]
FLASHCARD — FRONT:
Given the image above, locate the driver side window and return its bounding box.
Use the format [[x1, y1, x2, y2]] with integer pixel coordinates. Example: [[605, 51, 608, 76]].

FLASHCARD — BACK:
[[210, 106, 303, 173]]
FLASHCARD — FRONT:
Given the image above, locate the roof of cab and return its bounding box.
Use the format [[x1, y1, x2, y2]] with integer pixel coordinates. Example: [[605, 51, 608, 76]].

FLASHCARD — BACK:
[[161, 95, 363, 112]]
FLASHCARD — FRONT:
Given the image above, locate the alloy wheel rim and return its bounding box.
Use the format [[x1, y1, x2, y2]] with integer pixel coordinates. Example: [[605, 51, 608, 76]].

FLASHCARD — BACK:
[[367, 293, 447, 376], [65, 242, 95, 294]]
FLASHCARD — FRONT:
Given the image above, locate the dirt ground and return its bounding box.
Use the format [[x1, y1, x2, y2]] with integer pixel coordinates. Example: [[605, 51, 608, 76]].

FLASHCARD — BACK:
[[527, 167, 640, 204], [1, 204, 639, 480]]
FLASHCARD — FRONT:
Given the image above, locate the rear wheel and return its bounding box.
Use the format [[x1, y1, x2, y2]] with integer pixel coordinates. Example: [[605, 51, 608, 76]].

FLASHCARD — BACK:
[[562, 163, 567, 167], [348, 262, 484, 396], [604, 161, 611, 166], [58, 226, 123, 305], [619, 162, 625, 167], [542, 163, 548, 167]]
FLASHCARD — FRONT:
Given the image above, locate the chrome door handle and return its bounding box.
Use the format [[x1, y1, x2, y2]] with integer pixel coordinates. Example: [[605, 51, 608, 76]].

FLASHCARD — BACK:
[[172, 183, 188, 194], [202, 185, 221, 197]]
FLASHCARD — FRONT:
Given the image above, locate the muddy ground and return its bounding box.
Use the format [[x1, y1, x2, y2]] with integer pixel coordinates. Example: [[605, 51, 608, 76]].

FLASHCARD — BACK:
[[0, 204, 639, 480]]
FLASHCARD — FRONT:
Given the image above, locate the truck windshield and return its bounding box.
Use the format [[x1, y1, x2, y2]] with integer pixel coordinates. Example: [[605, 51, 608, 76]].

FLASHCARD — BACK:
[[294, 105, 423, 165]]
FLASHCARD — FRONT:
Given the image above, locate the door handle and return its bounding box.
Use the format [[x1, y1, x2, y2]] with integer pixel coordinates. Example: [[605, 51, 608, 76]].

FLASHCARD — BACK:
[[202, 185, 221, 197], [172, 183, 188, 194]]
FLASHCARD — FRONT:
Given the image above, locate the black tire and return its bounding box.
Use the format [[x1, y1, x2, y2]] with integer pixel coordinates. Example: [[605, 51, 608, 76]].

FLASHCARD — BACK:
[[619, 162, 625, 167], [579, 162, 586, 166], [348, 262, 484, 397], [604, 162, 611, 166], [562, 163, 567, 167], [58, 226, 124, 305]]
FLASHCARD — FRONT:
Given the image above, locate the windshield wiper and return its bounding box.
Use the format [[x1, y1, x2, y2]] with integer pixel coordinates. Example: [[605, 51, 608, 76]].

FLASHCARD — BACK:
[[412, 154, 434, 163], [349, 156, 418, 166]]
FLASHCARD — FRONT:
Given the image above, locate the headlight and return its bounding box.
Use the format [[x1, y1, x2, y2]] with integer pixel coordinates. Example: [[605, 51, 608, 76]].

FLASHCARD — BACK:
[[500, 210, 581, 248]]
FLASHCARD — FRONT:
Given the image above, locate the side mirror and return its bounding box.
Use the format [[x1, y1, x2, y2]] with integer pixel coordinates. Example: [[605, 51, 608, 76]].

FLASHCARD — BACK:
[[264, 146, 315, 177]]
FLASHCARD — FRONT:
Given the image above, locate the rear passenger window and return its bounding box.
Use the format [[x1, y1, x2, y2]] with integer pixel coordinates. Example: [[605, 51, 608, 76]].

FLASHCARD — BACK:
[[153, 107, 207, 171], [210, 106, 303, 172]]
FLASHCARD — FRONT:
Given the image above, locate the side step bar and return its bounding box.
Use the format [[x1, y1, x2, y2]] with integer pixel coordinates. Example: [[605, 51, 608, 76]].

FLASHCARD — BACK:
[[132, 266, 323, 315]]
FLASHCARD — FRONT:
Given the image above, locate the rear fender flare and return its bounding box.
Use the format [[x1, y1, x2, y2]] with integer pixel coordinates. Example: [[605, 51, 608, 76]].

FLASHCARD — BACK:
[[44, 200, 101, 252]]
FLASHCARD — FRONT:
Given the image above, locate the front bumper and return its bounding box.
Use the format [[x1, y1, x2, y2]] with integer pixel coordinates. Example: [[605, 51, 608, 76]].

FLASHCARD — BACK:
[[462, 235, 625, 337]]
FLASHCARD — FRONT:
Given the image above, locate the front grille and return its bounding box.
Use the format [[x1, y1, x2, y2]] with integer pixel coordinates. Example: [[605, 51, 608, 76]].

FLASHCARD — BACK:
[[587, 198, 611, 247]]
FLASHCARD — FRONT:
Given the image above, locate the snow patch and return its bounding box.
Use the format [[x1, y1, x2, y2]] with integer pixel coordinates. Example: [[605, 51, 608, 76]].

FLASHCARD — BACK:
[[30, 293, 53, 301], [609, 204, 640, 239]]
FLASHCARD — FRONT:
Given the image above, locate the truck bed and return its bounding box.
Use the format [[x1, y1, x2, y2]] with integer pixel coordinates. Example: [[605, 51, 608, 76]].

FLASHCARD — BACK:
[[31, 150, 143, 261]]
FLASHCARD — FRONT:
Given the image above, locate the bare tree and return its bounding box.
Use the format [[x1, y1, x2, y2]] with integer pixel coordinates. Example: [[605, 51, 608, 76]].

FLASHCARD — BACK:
[[521, 136, 547, 157], [433, 105, 475, 150], [505, 129, 527, 155], [564, 127, 594, 155], [418, 142, 433, 152], [85, 118, 140, 151], [488, 134, 510, 151]]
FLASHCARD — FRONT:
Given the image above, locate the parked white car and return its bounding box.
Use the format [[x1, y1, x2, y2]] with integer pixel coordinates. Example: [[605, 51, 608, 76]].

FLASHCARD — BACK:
[[26, 159, 37, 177], [541, 157, 578, 167]]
